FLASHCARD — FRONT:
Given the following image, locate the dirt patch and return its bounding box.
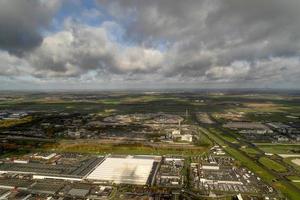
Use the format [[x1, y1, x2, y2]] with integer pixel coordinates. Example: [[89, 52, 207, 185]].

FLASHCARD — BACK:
[[291, 158, 300, 166]]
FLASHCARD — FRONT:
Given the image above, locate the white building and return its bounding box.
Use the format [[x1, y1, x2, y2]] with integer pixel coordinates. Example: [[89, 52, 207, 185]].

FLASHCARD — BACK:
[[201, 165, 220, 170], [86, 156, 159, 185], [32, 153, 57, 160], [171, 130, 181, 138], [181, 134, 193, 142]]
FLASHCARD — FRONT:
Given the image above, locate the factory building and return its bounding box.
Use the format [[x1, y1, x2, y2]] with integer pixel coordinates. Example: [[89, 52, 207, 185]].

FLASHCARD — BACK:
[[86, 155, 161, 185]]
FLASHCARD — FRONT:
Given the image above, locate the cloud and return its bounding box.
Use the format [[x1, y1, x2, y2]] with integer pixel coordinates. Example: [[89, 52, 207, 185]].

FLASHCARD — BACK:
[[0, 0, 60, 54], [205, 61, 250, 81], [26, 20, 164, 78], [0, 50, 31, 77], [81, 8, 102, 20], [0, 0, 300, 89], [97, 0, 300, 85]]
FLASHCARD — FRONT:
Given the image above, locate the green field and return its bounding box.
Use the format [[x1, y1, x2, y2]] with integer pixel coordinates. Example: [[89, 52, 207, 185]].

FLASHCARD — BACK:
[[46, 141, 209, 156], [287, 176, 300, 181], [221, 134, 239, 143], [0, 116, 32, 128], [256, 144, 300, 154], [200, 128, 275, 182], [194, 130, 213, 147], [291, 182, 300, 190], [206, 128, 239, 144], [259, 157, 287, 172], [286, 177, 300, 190], [284, 157, 300, 172], [1, 92, 300, 199], [225, 148, 276, 182], [201, 127, 300, 200], [240, 147, 260, 155]]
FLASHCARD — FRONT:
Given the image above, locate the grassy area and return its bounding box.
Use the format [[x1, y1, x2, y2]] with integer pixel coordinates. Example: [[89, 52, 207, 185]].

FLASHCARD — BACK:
[[96, 95, 186, 105], [201, 128, 275, 181], [200, 127, 300, 199], [0, 149, 30, 159], [194, 130, 213, 147], [284, 157, 300, 172], [221, 134, 239, 143], [46, 141, 209, 156], [240, 147, 260, 155], [272, 181, 300, 200], [287, 176, 300, 181], [291, 182, 300, 190], [0, 116, 32, 128], [207, 128, 239, 144], [225, 148, 276, 182], [247, 112, 300, 123], [286, 176, 300, 190], [109, 187, 118, 200], [256, 144, 300, 154], [259, 157, 287, 172]]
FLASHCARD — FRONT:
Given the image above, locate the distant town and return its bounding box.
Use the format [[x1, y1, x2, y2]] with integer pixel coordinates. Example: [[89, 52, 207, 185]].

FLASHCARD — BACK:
[[0, 91, 300, 199]]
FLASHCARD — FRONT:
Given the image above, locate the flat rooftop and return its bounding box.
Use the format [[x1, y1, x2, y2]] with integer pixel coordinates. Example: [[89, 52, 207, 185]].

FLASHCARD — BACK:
[[224, 122, 269, 130], [86, 156, 159, 185], [0, 156, 104, 179]]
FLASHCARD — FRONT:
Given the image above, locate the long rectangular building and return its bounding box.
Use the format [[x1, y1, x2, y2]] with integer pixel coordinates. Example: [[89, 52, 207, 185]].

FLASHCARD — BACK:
[[86, 155, 160, 185], [0, 156, 104, 181]]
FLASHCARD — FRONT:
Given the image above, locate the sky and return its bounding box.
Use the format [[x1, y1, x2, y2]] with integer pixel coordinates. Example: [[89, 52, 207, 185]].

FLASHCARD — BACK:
[[0, 0, 300, 90]]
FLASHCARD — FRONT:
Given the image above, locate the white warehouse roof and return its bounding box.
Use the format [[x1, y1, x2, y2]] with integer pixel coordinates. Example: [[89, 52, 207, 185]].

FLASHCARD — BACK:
[[86, 156, 155, 185]]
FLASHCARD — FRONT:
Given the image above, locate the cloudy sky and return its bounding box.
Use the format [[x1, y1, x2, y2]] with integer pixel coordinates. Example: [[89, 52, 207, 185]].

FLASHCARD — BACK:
[[0, 0, 300, 90]]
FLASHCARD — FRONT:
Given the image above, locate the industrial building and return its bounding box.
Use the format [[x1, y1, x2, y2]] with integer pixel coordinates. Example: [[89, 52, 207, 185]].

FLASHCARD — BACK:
[[224, 122, 270, 130], [86, 155, 161, 185], [0, 153, 162, 186], [0, 153, 104, 181]]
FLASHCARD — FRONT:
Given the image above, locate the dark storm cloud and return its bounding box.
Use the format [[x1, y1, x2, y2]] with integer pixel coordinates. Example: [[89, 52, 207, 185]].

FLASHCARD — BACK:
[[98, 0, 300, 83], [0, 0, 60, 54]]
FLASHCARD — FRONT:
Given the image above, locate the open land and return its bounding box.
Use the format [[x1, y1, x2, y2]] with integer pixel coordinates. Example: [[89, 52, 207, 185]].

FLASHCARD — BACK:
[[0, 90, 300, 199]]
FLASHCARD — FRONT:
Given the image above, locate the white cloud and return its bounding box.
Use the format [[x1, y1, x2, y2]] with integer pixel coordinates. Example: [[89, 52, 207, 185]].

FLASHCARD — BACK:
[[26, 20, 165, 79], [0, 0, 300, 89], [0, 50, 31, 77]]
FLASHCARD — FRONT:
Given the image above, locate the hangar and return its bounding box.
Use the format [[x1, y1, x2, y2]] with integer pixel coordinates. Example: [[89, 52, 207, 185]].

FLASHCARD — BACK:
[[86, 155, 160, 185]]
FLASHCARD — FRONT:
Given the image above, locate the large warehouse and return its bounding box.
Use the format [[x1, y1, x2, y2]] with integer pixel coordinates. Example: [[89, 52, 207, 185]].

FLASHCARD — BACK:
[[86, 155, 160, 185]]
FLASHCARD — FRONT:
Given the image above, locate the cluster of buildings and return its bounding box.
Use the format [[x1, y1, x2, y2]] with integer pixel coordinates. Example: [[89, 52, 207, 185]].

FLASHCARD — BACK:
[[224, 122, 273, 134], [266, 122, 300, 142], [0, 112, 29, 120], [169, 130, 193, 143], [0, 176, 113, 199], [89, 113, 197, 144], [0, 153, 162, 199], [1, 111, 199, 147], [224, 121, 300, 143], [155, 157, 184, 187], [102, 113, 184, 125], [0, 150, 280, 199], [0, 112, 89, 141], [190, 146, 277, 199], [0, 152, 197, 199]]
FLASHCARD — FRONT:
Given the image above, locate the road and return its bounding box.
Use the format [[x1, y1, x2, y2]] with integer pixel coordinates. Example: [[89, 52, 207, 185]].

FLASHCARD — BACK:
[[196, 118, 300, 199]]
